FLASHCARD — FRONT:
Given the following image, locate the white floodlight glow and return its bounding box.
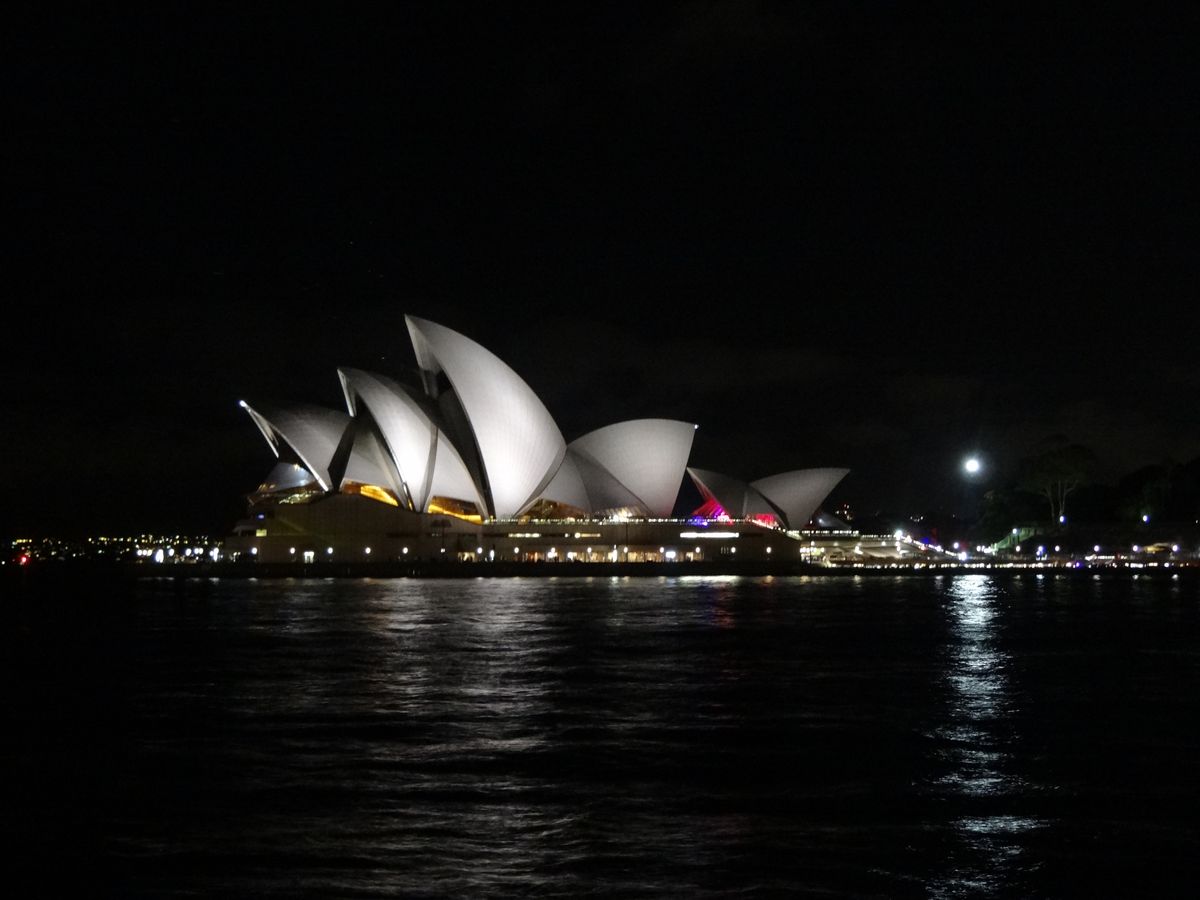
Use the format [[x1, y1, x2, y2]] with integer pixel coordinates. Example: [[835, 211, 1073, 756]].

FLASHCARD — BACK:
[[963, 457, 981, 474]]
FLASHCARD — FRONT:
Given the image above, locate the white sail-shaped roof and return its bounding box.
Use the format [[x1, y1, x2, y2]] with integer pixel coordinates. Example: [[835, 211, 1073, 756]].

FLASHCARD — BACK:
[[339, 421, 405, 498], [338, 367, 485, 513], [239, 401, 349, 492], [405, 315, 566, 518], [688, 468, 751, 517], [688, 468, 783, 520], [338, 368, 440, 509], [569, 419, 696, 518], [427, 429, 488, 512], [751, 468, 850, 529], [570, 450, 647, 515], [538, 453, 593, 513]]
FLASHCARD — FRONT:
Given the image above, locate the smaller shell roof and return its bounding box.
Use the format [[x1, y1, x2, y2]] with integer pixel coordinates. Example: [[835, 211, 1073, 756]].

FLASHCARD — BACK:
[[240, 401, 400, 498], [686, 468, 781, 520], [240, 401, 350, 492], [570, 419, 697, 518], [750, 468, 850, 529]]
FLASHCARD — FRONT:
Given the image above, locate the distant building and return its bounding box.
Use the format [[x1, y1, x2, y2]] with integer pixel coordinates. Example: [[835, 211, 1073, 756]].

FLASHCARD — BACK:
[[225, 316, 853, 564]]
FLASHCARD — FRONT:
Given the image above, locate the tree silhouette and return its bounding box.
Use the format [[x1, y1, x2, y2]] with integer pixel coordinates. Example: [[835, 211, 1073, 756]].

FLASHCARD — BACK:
[[1018, 438, 1097, 524]]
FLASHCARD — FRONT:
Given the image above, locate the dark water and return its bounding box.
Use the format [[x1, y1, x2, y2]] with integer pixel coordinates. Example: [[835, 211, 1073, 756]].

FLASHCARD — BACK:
[[3, 574, 1199, 897]]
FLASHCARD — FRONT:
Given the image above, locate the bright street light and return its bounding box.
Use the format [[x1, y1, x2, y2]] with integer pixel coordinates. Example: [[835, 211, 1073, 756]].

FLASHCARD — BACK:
[[963, 457, 982, 475]]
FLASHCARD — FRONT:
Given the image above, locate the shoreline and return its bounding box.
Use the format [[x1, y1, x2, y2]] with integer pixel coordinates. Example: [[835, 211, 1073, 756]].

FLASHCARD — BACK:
[[5, 558, 1199, 592]]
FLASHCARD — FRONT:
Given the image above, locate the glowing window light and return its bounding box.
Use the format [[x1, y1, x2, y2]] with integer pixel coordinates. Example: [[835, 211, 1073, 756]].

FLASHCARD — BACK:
[[358, 484, 399, 507]]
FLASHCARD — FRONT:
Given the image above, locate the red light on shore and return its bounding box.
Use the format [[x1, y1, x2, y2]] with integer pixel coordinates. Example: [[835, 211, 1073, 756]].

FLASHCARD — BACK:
[[18, 554, 29, 566]]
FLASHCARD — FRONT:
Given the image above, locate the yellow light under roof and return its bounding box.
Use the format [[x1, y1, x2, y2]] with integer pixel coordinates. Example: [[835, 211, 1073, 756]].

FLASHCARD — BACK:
[[357, 484, 399, 506]]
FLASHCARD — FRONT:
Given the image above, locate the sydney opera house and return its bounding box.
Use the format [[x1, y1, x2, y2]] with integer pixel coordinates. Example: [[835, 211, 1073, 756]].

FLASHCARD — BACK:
[[225, 316, 854, 566]]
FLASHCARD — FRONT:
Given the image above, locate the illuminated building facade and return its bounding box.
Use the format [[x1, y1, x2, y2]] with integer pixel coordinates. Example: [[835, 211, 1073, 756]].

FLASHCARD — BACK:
[[225, 316, 852, 564]]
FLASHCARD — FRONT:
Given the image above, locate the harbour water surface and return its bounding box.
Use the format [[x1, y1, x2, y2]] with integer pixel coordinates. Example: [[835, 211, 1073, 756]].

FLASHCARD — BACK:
[[3, 574, 1198, 896]]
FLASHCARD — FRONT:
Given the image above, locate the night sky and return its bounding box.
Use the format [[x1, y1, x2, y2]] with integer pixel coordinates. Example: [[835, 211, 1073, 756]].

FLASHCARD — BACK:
[[7, 3, 1199, 536]]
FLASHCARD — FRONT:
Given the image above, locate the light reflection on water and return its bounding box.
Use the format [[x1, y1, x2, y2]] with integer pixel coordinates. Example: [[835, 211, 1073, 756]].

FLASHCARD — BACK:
[[928, 575, 1044, 898], [8, 573, 1200, 896]]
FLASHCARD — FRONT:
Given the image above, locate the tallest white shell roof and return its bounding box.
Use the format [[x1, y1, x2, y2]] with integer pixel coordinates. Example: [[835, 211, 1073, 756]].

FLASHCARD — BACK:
[[405, 315, 566, 519]]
